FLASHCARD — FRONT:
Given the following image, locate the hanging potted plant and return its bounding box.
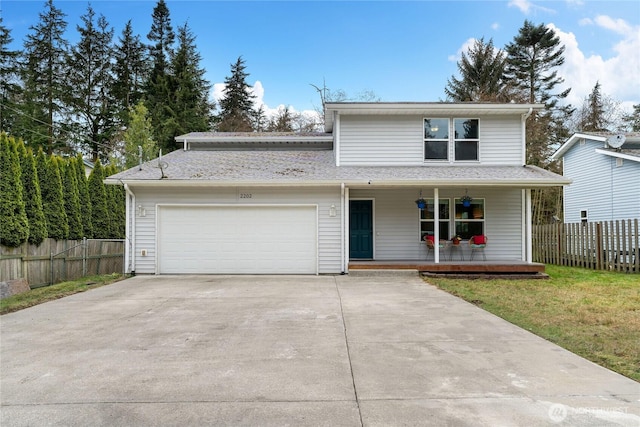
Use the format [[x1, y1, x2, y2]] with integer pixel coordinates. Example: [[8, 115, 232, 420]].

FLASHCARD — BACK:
[[415, 197, 427, 209], [460, 194, 473, 207]]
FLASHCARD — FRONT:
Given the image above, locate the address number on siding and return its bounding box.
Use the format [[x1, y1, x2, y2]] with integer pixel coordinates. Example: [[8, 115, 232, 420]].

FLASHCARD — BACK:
[[240, 193, 252, 199]]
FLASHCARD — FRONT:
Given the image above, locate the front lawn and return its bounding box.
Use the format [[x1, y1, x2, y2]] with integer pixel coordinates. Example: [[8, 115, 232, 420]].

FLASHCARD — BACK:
[[426, 265, 640, 382], [1, 273, 125, 315]]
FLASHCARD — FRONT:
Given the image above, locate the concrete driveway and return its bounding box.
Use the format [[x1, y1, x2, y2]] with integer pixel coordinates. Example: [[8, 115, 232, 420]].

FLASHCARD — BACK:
[[1, 274, 638, 426]]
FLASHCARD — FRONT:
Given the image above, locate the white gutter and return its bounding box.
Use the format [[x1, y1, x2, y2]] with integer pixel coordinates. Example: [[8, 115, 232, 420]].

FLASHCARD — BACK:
[[124, 184, 136, 274], [595, 149, 640, 162]]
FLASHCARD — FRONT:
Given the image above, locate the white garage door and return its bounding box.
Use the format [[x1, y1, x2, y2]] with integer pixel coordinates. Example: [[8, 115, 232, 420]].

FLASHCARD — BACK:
[[157, 205, 317, 274]]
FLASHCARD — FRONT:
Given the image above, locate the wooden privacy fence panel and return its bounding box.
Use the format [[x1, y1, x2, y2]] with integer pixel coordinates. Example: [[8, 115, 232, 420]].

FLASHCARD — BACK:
[[0, 238, 125, 287], [533, 219, 639, 272]]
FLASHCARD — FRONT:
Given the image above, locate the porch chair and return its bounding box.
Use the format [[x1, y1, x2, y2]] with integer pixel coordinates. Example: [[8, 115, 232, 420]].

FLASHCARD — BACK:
[[424, 235, 445, 260], [469, 235, 487, 261]]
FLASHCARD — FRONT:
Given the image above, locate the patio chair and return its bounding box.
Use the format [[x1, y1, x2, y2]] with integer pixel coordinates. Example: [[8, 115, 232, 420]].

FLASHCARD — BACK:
[[469, 235, 487, 261], [424, 235, 445, 260]]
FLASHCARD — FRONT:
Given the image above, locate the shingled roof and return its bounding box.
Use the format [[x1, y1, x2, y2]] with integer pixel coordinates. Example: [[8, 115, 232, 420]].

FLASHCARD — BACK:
[[106, 149, 570, 187]]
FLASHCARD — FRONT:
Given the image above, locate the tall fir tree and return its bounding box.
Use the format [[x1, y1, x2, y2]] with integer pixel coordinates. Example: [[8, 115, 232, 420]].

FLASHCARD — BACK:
[[170, 22, 213, 137], [112, 20, 149, 127], [623, 104, 640, 132], [445, 38, 512, 102], [74, 153, 93, 238], [20, 0, 70, 153], [123, 101, 158, 168], [17, 139, 47, 245], [62, 157, 84, 239], [504, 20, 571, 167], [145, 0, 176, 152], [217, 56, 256, 132], [87, 160, 110, 239], [37, 149, 68, 239], [0, 17, 21, 134], [66, 5, 116, 162], [0, 133, 29, 247]]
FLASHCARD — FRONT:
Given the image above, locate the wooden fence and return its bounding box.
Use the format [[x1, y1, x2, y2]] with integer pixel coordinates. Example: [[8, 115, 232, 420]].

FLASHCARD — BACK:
[[533, 219, 639, 272], [0, 238, 125, 287]]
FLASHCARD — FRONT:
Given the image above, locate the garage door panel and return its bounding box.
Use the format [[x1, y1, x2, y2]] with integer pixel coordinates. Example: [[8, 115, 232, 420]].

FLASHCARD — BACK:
[[158, 206, 317, 274]]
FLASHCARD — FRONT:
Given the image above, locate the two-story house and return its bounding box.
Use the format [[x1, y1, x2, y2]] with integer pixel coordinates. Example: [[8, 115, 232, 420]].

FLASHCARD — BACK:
[[106, 102, 570, 275], [551, 132, 640, 223]]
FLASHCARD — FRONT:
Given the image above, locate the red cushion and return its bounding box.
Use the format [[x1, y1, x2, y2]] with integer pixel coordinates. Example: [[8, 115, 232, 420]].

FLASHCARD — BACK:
[[425, 235, 435, 243], [472, 235, 486, 245]]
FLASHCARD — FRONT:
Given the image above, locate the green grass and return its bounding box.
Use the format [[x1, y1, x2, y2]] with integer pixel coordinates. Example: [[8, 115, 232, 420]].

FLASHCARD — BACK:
[[1, 273, 125, 315], [426, 265, 640, 382]]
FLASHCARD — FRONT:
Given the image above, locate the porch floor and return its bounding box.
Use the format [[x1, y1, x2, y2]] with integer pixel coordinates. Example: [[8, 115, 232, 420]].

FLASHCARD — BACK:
[[348, 260, 546, 276]]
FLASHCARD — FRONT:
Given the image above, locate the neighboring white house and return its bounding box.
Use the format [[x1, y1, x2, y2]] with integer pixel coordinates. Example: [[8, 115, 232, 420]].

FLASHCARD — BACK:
[[551, 132, 640, 223], [106, 102, 570, 275]]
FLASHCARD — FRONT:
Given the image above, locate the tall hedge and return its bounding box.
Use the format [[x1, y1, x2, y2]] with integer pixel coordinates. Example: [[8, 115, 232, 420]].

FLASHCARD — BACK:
[[62, 157, 84, 239], [88, 160, 110, 239], [18, 140, 47, 245], [0, 134, 29, 247], [74, 154, 93, 238], [37, 149, 68, 240], [105, 164, 125, 238]]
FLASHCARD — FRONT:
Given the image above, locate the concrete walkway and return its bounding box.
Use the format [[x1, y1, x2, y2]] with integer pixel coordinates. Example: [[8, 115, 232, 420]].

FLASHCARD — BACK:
[[1, 275, 638, 426]]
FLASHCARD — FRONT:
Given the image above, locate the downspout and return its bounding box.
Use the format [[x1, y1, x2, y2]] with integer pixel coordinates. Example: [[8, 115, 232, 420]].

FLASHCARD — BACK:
[[434, 188, 440, 263], [340, 183, 345, 274], [124, 184, 136, 274], [334, 111, 341, 166], [525, 189, 533, 263], [183, 138, 188, 151], [521, 108, 533, 165]]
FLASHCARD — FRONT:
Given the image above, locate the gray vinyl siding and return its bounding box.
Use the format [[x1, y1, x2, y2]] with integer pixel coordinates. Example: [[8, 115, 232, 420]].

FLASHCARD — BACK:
[[130, 186, 342, 274], [338, 114, 523, 166], [480, 115, 524, 165], [349, 187, 523, 260], [563, 140, 640, 222]]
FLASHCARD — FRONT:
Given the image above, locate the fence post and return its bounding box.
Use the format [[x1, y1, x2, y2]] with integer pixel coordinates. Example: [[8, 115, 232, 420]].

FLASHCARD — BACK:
[[596, 222, 603, 270], [50, 251, 54, 285]]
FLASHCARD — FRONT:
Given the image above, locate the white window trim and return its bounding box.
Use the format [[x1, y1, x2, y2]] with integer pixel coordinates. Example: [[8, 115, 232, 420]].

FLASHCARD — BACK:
[[453, 118, 480, 162], [453, 197, 485, 239], [419, 198, 451, 241], [423, 117, 481, 163]]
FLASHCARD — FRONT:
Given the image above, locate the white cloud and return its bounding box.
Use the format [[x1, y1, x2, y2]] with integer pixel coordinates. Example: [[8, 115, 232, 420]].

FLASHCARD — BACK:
[[508, 0, 556, 14], [550, 20, 640, 110], [491, 22, 500, 31], [448, 38, 476, 62]]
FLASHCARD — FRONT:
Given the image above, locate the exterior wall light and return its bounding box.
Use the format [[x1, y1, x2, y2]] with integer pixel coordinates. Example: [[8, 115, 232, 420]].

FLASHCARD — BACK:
[[329, 204, 337, 217]]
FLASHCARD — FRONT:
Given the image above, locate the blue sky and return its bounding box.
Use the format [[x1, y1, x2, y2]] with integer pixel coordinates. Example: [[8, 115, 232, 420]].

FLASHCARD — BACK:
[[3, 0, 640, 118]]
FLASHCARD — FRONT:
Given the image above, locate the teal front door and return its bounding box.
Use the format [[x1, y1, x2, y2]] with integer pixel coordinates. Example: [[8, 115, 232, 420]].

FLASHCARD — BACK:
[[350, 200, 373, 259]]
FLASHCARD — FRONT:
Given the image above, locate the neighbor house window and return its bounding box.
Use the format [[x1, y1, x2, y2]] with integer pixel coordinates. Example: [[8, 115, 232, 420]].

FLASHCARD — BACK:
[[424, 118, 480, 162], [420, 199, 450, 241], [454, 198, 484, 239], [580, 210, 588, 224], [424, 118, 449, 161], [454, 118, 479, 161]]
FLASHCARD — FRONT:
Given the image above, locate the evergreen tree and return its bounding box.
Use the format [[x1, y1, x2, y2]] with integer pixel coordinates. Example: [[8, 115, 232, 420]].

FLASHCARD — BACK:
[[445, 38, 512, 102], [37, 149, 68, 239], [62, 157, 84, 239], [20, 0, 69, 153], [123, 101, 158, 168], [170, 23, 213, 137], [112, 20, 149, 126], [252, 105, 268, 132], [0, 17, 21, 133], [217, 56, 256, 132], [0, 133, 29, 247], [267, 106, 295, 132], [66, 5, 116, 162], [145, 0, 176, 152], [504, 20, 571, 167], [17, 140, 47, 245], [74, 153, 93, 238], [105, 164, 125, 238], [622, 104, 640, 132], [87, 160, 110, 239]]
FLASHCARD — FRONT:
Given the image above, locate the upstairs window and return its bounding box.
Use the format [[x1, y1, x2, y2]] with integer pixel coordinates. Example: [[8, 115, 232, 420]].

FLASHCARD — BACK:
[[454, 118, 479, 161], [424, 118, 449, 161], [424, 118, 480, 162]]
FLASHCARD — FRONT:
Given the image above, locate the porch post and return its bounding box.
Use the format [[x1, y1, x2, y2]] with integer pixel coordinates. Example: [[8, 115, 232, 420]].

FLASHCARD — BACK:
[[525, 189, 533, 263], [434, 188, 440, 263], [344, 185, 350, 273]]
